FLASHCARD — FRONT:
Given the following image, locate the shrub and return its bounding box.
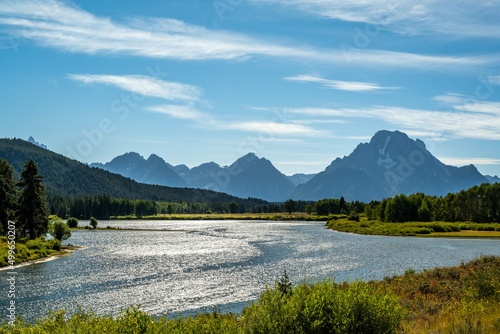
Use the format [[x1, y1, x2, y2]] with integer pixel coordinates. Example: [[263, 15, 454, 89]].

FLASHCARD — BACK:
[[48, 239, 61, 251], [50, 221, 72, 241], [26, 239, 43, 250], [67, 217, 79, 228], [89, 217, 98, 229], [348, 211, 360, 222], [241, 280, 405, 334]]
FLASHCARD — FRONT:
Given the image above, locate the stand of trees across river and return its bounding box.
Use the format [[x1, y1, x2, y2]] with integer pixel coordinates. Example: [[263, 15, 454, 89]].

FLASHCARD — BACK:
[[373, 182, 500, 223]]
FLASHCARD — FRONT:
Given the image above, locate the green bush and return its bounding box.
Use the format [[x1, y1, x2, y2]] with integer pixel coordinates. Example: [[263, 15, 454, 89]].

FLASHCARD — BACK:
[[48, 239, 61, 251], [89, 217, 98, 229], [67, 217, 79, 228], [347, 211, 360, 222], [26, 239, 44, 250], [241, 280, 405, 334]]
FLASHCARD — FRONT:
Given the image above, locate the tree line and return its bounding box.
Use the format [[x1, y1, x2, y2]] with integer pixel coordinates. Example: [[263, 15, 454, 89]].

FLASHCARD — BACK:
[[365, 182, 500, 223]]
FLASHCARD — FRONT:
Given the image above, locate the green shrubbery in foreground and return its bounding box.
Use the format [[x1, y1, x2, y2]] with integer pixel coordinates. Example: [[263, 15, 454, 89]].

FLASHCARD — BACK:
[[0, 237, 61, 267], [1, 256, 500, 333], [0, 282, 404, 334]]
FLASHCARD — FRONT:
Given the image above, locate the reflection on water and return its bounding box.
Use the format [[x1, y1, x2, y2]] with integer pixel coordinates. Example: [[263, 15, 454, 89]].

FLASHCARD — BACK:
[[1, 220, 500, 321]]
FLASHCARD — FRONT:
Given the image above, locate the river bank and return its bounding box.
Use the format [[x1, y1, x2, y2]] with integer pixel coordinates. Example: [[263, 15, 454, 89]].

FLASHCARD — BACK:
[[327, 217, 500, 238], [0, 236, 82, 269]]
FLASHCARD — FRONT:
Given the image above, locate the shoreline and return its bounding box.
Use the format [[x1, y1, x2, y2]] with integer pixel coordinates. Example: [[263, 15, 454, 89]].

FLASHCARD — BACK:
[[0, 245, 83, 271], [327, 219, 500, 239]]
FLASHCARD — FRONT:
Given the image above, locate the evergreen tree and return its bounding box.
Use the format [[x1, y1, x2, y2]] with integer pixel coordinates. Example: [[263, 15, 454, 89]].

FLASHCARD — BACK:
[[284, 199, 296, 214], [0, 159, 16, 233], [16, 160, 49, 239]]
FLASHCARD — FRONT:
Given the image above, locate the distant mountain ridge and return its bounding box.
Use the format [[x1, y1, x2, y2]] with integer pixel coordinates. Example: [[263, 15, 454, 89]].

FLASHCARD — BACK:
[[93, 152, 295, 201], [292, 130, 490, 201], [91, 152, 187, 188], [91, 130, 497, 202]]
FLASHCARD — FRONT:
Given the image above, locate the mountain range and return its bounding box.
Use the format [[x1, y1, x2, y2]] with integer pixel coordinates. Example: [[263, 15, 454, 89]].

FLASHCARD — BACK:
[[0, 138, 267, 208], [91, 130, 497, 202], [1, 130, 497, 203], [92, 152, 296, 201]]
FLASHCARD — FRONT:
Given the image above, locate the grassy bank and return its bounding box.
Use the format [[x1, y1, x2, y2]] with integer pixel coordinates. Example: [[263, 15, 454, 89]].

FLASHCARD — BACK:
[[327, 216, 500, 238], [2, 256, 500, 333], [0, 237, 64, 268]]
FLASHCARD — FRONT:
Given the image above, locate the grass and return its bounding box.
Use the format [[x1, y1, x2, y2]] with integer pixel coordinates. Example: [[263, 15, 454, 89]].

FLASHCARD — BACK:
[[1, 256, 499, 333], [0, 236, 63, 267], [327, 216, 500, 238]]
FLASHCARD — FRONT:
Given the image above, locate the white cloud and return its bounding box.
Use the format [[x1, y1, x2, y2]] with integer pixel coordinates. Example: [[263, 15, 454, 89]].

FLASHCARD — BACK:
[[285, 74, 399, 92], [67, 74, 202, 102], [433, 93, 469, 105], [454, 102, 500, 115], [250, 0, 500, 39], [68, 73, 328, 137], [0, 0, 496, 70], [146, 105, 207, 120], [439, 157, 500, 166], [279, 104, 500, 140], [222, 121, 329, 137]]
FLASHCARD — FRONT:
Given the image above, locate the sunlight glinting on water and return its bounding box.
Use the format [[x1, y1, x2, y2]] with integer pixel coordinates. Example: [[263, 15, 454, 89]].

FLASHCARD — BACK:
[[2, 220, 500, 322]]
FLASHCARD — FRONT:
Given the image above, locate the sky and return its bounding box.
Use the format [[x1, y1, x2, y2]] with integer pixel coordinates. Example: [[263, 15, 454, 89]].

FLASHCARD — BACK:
[[1, 0, 500, 176]]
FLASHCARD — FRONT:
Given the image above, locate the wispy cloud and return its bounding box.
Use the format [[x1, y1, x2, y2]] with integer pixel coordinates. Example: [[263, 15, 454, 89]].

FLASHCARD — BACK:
[[0, 0, 496, 71], [67, 74, 202, 102], [439, 157, 500, 166], [68, 73, 328, 137], [277, 101, 500, 140], [285, 74, 399, 92], [250, 0, 500, 39], [221, 121, 329, 137], [146, 104, 207, 120]]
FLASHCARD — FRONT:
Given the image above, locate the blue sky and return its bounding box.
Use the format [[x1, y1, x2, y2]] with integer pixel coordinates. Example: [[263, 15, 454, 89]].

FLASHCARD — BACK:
[[1, 0, 500, 176]]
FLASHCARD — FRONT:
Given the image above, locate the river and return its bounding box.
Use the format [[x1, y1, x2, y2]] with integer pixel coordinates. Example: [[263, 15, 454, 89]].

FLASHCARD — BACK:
[[2, 220, 500, 322]]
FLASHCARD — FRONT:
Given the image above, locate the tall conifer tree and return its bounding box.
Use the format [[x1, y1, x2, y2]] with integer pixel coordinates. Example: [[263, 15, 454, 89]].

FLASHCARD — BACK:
[[17, 160, 48, 239], [0, 159, 16, 233]]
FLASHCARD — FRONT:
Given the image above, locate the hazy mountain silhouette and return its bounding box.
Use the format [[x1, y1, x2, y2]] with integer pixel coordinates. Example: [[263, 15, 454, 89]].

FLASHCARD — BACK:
[[288, 173, 316, 185], [91, 152, 187, 187], [292, 130, 489, 201], [88, 130, 493, 202]]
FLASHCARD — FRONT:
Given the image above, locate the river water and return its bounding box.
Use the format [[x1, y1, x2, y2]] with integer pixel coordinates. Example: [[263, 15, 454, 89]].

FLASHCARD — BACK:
[[2, 220, 500, 322]]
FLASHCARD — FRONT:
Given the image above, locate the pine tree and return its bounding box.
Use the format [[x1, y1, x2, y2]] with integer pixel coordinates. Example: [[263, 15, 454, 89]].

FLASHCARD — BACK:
[[16, 160, 49, 239], [0, 159, 16, 233]]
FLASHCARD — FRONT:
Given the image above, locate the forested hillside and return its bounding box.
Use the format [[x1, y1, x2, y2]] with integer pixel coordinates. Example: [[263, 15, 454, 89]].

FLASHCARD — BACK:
[[0, 139, 267, 207]]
